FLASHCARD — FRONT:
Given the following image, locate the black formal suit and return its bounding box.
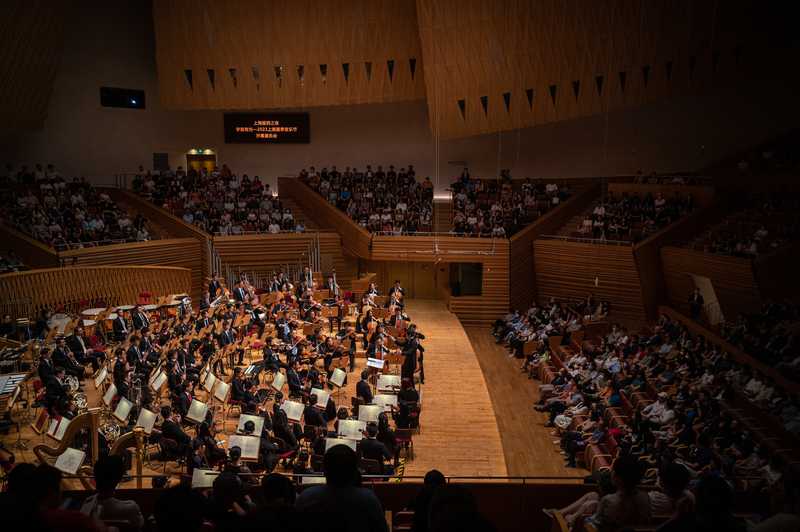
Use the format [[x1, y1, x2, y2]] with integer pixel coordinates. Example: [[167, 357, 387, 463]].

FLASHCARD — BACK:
[[286, 368, 302, 396], [195, 316, 211, 333], [303, 404, 326, 427], [113, 360, 129, 399], [233, 286, 247, 302], [231, 378, 247, 402], [66, 334, 101, 371], [112, 316, 129, 341], [38, 357, 55, 382], [44, 375, 69, 415], [208, 280, 222, 297], [360, 437, 392, 473], [53, 346, 83, 379], [132, 311, 149, 331], [174, 390, 192, 418], [161, 418, 191, 457], [356, 379, 373, 404]]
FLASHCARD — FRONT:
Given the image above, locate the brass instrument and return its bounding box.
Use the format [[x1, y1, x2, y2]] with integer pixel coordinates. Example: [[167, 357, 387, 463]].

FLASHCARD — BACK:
[[64, 375, 80, 394], [71, 392, 88, 412], [99, 409, 121, 443]]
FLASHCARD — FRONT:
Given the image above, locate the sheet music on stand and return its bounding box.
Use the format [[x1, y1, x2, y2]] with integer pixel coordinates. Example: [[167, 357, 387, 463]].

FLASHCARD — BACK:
[[213, 380, 230, 402], [47, 416, 71, 441], [310, 387, 330, 408], [186, 399, 209, 424], [328, 368, 346, 388], [325, 437, 357, 452], [237, 414, 265, 435], [357, 404, 381, 424], [113, 397, 133, 423], [136, 408, 157, 434], [300, 475, 326, 485], [337, 419, 367, 440], [373, 394, 398, 412], [191, 468, 219, 489], [280, 400, 304, 422], [377, 374, 401, 393], [150, 371, 167, 391], [202, 372, 217, 392], [227, 434, 260, 460], [366, 358, 385, 370], [102, 383, 117, 407], [94, 367, 108, 389], [271, 371, 286, 392], [54, 447, 86, 475]]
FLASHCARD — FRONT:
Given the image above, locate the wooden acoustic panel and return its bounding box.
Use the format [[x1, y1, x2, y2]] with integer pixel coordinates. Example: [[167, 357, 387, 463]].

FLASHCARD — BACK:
[[416, 0, 756, 139], [534, 239, 646, 324], [660, 245, 760, 321], [58, 239, 204, 302], [153, 0, 425, 110], [0, 266, 191, 319]]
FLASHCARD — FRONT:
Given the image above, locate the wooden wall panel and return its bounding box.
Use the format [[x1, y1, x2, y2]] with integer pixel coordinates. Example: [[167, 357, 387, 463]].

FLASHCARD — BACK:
[[278, 177, 372, 258], [153, 0, 425, 110], [0, 224, 60, 269], [660, 246, 760, 320], [509, 183, 600, 311], [0, 266, 191, 319], [0, 1, 66, 132], [371, 236, 509, 325], [534, 240, 646, 324], [104, 188, 211, 280], [58, 239, 203, 302], [416, 0, 757, 139], [212, 232, 357, 289]]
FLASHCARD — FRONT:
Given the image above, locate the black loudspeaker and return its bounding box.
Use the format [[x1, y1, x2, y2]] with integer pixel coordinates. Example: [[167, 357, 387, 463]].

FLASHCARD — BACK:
[[100, 87, 145, 109]]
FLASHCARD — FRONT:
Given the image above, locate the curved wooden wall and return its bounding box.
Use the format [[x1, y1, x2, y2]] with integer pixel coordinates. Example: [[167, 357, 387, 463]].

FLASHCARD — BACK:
[[278, 177, 373, 258], [0, 223, 60, 269], [534, 240, 645, 324], [660, 246, 760, 320], [371, 236, 509, 325], [58, 239, 203, 301], [0, 266, 191, 318], [509, 183, 600, 311]]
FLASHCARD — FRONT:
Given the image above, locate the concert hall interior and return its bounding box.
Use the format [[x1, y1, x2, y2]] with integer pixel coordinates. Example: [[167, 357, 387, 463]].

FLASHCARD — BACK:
[[2, 1, 800, 531]]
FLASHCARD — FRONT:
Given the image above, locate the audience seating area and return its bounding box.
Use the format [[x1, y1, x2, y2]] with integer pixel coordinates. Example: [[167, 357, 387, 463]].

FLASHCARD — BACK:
[[300, 164, 434, 234], [0, 165, 152, 250], [495, 298, 800, 530], [450, 170, 571, 237], [556, 190, 694, 243], [134, 165, 310, 235]]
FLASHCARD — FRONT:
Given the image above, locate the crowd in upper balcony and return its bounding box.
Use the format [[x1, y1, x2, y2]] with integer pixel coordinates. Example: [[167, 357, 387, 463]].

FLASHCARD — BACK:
[[134, 165, 305, 235], [0, 163, 151, 250], [571, 191, 695, 243], [451, 169, 571, 237], [300, 164, 434, 234]]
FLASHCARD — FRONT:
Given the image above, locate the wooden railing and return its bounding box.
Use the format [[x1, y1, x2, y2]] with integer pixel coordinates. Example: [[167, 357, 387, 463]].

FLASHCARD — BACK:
[[58, 238, 204, 302], [0, 223, 60, 269], [278, 177, 372, 258], [0, 266, 191, 318], [509, 182, 600, 311]]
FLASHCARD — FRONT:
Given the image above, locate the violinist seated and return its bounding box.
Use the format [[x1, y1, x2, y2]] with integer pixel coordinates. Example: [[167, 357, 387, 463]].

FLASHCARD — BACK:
[[52, 336, 85, 380], [165, 361, 184, 393], [171, 382, 193, 419], [262, 339, 282, 373], [286, 360, 304, 397]]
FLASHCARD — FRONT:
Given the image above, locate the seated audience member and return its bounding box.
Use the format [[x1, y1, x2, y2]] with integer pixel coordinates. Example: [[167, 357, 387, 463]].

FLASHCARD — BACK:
[[406, 469, 446, 532], [427, 484, 495, 532], [585, 455, 651, 531], [153, 485, 208, 532], [80, 455, 145, 530], [658, 474, 747, 532], [295, 445, 389, 532]]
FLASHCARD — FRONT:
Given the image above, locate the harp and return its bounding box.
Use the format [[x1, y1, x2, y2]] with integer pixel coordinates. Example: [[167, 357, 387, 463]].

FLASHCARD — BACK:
[[34, 407, 101, 471], [75, 427, 147, 489]]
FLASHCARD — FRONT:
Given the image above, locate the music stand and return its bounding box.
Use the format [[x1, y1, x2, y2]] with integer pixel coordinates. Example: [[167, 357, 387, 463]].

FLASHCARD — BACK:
[[337, 419, 366, 440], [102, 383, 117, 407], [202, 372, 217, 393], [325, 437, 356, 452], [373, 394, 398, 412], [271, 370, 286, 392], [237, 414, 265, 435], [191, 468, 219, 489], [186, 399, 209, 424], [150, 370, 167, 392], [280, 400, 304, 423], [357, 404, 381, 424], [310, 387, 330, 409], [93, 367, 108, 389], [54, 447, 86, 475], [113, 397, 133, 424], [213, 380, 230, 402], [227, 434, 260, 461], [377, 374, 401, 394], [47, 416, 71, 441], [135, 408, 157, 435]]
